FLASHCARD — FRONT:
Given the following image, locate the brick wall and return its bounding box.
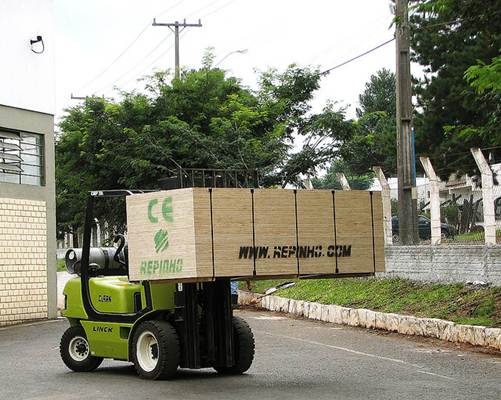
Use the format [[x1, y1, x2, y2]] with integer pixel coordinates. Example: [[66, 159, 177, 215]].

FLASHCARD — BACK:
[[382, 245, 501, 286], [0, 198, 48, 325]]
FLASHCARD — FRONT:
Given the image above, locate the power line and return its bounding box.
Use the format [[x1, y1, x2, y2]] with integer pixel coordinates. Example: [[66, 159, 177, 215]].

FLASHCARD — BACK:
[[77, 23, 151, 92], [184, 0, 223, 18], [308, 14, 391, 65], [156, 0, 186, 19], [118, 0, 232, 87], [118, 41, 177, 89], [94, 32, 174, 93], [89, 0, 237, 94], [89, 0, 213, 93], [139, 40, 178, 74], [202, 0, 237, 18], [152, 19, 203, 79], [319, 38, 395, 76], [76, 0, 186, 92], [117, 30, 193, 90], [415, 9, 501, 30], [481, 146, 501, 153], [424, 146, 501, 162], [139, 0, 236, 80]]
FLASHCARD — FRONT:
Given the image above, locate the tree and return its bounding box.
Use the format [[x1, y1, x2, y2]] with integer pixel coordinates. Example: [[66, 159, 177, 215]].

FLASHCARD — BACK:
[[294, 69, 397, 187], [465, 52, 501, 94], [316, 69, 397, 177], [311, 159, 373, 190], [356, 68, 396, 120], [56, 62, 328, 235], [410, 0, 501, 178], [347, 68, 397, 175]]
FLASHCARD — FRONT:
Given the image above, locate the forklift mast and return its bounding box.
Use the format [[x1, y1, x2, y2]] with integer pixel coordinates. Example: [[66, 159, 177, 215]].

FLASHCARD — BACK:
[[79, 168, 259, 369], [168, 167, 258, 369]]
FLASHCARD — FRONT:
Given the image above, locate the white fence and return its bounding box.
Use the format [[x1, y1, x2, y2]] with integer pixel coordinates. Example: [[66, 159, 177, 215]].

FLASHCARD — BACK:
[[370, 148, 500, 246]]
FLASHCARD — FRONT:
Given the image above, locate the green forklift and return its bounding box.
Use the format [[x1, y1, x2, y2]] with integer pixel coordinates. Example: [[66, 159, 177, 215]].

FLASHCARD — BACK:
[[60, 169, 257, 379]]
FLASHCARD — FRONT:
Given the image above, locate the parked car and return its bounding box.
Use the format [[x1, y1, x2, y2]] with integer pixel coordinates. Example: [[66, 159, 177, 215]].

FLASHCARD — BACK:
[[391, 215, 455, 241]]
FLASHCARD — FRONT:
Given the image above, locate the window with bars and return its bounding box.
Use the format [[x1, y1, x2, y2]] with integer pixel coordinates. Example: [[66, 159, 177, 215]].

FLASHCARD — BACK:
[[0, 129, 44, 186]]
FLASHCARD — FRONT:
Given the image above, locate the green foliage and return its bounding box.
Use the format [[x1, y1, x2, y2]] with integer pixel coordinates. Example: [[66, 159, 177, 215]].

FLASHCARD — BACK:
[[391, 198, 399, 216], [56, 62, 332, 233], [356, 68, 396, 120], [419, 202, 431, 219], [302, 69, 397, 185], [442, 203, 460, 225], [291, 103, 355, 184], [247, 277, 501, 327], [465, 52, 501, 94], [312, 159, 373, 190], [339, 69, 397, 176], [410, 0, 501, 178], [454, 228, 501, 243], [56, 259, 66, 272]]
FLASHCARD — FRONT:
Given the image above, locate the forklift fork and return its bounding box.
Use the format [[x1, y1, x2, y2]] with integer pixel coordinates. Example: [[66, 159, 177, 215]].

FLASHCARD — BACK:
[[175, 279, 234, 369]]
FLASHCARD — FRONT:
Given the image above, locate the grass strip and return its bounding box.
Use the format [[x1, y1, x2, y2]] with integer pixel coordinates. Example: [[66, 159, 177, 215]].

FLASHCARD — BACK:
[[243, 277, 501, 327]]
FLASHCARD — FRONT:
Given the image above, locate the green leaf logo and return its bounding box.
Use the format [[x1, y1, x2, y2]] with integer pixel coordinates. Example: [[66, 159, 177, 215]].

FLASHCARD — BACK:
[[154, 229, 169, 253]]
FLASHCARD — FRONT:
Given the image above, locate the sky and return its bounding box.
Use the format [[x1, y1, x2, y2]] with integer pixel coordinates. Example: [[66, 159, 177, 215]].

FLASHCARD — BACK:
[[54, 0, 396, 123]]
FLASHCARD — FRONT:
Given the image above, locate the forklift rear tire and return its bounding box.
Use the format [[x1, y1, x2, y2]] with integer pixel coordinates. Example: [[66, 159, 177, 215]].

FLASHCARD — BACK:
[[60, 326, 103, 372], [132, 320, 180, 380], [214, 316, 255, 375]]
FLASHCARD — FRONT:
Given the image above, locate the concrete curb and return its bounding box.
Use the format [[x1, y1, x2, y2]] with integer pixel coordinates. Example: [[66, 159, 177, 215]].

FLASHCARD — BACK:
[[238, 290, 501, 351]]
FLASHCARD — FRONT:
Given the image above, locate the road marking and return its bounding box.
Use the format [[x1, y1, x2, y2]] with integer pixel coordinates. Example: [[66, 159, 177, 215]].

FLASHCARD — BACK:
[[417, 370, 456, 381], [413, 348, 451, 354], [257, 330, 424, 368], [252, 316, 287, 320], [256, 330, 456, 381]]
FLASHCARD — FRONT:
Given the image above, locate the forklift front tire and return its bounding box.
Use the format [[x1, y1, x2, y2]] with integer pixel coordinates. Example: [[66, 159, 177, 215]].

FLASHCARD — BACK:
[[132, 320, 180, 380], [60, 326, 103, 372], [215, 316, 255, 375]]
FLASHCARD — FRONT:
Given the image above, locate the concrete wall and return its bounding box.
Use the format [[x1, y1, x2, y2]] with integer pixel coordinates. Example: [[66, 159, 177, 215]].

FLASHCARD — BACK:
[[382, 245, 501, 286], [0, 105, 56, 325], [0, 198, 48, 324]]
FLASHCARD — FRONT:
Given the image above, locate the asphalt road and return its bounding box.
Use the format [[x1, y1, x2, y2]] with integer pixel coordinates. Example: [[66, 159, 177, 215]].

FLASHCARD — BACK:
[[0, 309, 499, 400]]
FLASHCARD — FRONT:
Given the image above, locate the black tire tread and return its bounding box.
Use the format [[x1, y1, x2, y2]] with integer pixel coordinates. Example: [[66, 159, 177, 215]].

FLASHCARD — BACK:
[[215, 316, 255, 375], [60, 325, 103, 372], [132, 320, 180, 380]]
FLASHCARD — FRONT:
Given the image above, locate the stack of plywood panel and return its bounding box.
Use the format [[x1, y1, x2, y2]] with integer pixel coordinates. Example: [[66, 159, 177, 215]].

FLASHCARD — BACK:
[[126, 188, 384, 282]]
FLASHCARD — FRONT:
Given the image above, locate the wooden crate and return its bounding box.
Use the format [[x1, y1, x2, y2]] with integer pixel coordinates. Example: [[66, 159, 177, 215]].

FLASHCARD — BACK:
[[127, 188, 385, 282], [334, 191, 382, 275], [211, 188, 254, 277], [127, 189, 213, 281], [296, 190, 336, 275], [253, 189, 298, 277]]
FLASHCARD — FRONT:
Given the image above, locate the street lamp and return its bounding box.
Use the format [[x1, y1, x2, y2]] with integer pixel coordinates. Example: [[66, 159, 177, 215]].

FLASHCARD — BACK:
[[215, 49, 248, 67]]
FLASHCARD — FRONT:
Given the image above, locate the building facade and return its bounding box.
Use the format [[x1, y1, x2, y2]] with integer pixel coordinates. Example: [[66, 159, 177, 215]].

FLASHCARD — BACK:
[[0, 0, 56, 326]]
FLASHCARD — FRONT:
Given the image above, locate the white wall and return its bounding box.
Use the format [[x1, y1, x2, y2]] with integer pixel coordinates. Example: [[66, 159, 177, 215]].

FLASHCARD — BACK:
[[0, 0, 55, 115], [370, 176, 430, 206], [384, 245, 501, 286]]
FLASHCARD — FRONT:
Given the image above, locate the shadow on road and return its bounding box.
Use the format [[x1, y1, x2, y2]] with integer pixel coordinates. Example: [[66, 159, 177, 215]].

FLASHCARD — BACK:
[[95, 364, 249, 381]]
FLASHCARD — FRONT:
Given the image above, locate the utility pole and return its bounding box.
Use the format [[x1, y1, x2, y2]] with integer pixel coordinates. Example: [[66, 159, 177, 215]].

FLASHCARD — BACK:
[[395, 0, 417, 244], [152, 18, 202, 79]]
